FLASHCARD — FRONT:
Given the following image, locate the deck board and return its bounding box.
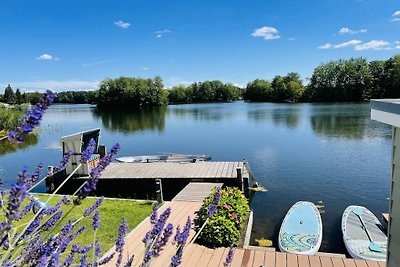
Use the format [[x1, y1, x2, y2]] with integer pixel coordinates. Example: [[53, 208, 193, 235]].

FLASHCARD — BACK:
[[275, 252, 287, 267], [287, 253, 298, 267], [172, 182, 223, 202], [343, 259, 357, 267], [264, 251, 276, 267], [298, 254, 310, 267], [207, 247, 225, 267], [229, 248, 245, 267], [320, 256, 333, 267], [331, 258, 345, 267], [252, 250, 265, 267], [309, 256, 322, 267]]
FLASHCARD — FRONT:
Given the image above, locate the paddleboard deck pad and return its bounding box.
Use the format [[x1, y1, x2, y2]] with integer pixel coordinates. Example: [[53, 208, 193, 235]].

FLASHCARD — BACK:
[[342, 205, 387, 261], [279, 201, 323, 255]]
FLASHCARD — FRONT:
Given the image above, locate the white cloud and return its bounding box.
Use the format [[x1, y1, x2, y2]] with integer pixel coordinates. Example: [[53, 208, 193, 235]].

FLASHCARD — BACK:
[[339, 27, 367, 35], [318, 43, 333, 49], [37, 54, 59, 61], [1, 80, 99, 92], [155, 29, 171, 38], [288, 37, 295, 41], [354, 40, 391, 51], [391, 11, 400, 22], [142, 67, 149, 71], [251, 26, 280, 40], [114, 20, 131, 29], [335, 40, 362, 48], [318, 40, 361, 49]]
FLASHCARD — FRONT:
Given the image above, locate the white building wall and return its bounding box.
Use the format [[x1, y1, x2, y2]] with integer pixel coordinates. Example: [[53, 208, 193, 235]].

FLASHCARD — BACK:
[[389, 127, 400, 267]]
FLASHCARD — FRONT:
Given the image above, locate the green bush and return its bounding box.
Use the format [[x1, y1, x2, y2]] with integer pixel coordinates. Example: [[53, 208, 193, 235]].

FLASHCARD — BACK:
[[195, 187, 249, 248]]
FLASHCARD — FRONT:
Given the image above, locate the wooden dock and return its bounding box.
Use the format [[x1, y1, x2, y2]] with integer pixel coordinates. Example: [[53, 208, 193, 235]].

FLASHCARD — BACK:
[[98, 161, 250, 180], [172, 182, 223, 202], [181, 245, 386, 267]]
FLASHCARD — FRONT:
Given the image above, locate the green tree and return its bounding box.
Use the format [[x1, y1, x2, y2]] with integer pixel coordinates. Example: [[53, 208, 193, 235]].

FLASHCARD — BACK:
[[244, 79, 273, 101], [15, 88, 22, 104], [3, 84, 16, 104]]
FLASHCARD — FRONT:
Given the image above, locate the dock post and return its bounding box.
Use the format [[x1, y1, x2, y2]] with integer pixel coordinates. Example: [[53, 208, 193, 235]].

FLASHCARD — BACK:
[[236, 167, 244, 192], [155, 179, 164, 203]]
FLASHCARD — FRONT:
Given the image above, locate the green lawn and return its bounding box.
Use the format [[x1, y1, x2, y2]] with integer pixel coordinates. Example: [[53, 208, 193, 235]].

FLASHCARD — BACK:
[[2, 194, 153, 262]]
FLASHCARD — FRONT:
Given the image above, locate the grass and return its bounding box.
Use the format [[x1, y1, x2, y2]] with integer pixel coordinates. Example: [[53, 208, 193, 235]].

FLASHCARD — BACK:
[[1, 194, 153, 262]]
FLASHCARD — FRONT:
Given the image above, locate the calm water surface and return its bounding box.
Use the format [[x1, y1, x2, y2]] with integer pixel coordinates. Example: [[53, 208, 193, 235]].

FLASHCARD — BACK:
[[0, 102, 391, 253]]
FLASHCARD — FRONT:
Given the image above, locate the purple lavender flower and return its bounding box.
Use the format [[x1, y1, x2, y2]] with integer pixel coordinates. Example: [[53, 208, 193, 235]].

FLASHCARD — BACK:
[[48, 252, 60, 267], [83, 197, 104, 216], [72, 244, 93, 254], [116, 218, 129, 253], [124, 255, 135, 267], [76, 143, 120, 202], [50, 150, 72, 175], [80, 253, 88, 267], [170, 247, 183, 267], [80, 138, 96, 163], [61, 252, 75, 267], [171, 216, 192, 267], [62, 195, 72, 205], [95, 239, 102, 258], [153, 223, 173, 256], [97, 252, 115, 266], [30, 163, 43, 185], [143, 208, 171, 248], [223, 246, 235, 266], [93, 210, 100, 231], [42, 210, 63, 231], [150, 201, 158, 224], [6, 182, 27, 222], [140, 250, 153, 267], [7, 90, 57, 144], [207, 186, 221, 217], [17, 166, 29, 184], [18, 200, 34, 219]]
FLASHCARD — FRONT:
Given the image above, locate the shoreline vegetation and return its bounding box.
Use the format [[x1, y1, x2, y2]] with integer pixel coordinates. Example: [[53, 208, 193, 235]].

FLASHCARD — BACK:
[[1, 55, 399, 111]]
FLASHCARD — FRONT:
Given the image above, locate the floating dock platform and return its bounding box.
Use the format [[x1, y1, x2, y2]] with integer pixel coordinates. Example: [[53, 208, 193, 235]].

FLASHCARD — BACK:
[[52, 161, 254, 200]]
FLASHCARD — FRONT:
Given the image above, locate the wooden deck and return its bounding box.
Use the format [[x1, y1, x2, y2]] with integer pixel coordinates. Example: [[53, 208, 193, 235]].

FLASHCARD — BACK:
[[97, 161, 249, 179], [181, 245, 386, 267], [102, 199, 385, 267], [172, 182, 224, 202]]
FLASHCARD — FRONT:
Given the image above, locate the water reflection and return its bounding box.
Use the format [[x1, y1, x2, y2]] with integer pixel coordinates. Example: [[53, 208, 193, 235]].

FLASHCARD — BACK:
[[272, 108, 300, 129], [309, 103, 390, 140], [0, 134, 39, 156], [92, 107, 167, 133], [169, 106, 232, 121], [247, 105, 300, 129]]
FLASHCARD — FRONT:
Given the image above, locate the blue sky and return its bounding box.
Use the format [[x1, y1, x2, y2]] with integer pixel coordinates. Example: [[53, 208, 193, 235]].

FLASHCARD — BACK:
[[0, 0, 399, 91]]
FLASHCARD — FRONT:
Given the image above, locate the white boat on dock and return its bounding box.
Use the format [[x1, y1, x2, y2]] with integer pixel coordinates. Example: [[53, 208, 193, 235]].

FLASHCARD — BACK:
[[115, 153, 212, 163]]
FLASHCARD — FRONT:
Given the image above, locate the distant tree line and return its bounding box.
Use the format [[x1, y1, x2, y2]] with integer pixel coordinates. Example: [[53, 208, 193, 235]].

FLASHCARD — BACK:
[[54, 91, 97, 104], [1, 55, 400, 107], [168, 81, 242, 103]]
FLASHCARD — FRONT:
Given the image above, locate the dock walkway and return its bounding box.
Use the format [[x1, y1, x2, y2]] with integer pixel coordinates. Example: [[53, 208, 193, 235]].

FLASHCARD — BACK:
[[172, 182, 223, 202], [98, 161, 250, 180]]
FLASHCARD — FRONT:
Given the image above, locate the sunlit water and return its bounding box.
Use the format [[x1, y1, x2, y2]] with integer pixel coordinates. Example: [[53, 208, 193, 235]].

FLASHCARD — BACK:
[[0, 102, 391, 253]]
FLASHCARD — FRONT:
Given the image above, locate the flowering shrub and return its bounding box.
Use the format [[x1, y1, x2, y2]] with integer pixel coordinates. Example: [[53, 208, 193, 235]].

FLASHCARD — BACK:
[[194, 187, 249, 248]]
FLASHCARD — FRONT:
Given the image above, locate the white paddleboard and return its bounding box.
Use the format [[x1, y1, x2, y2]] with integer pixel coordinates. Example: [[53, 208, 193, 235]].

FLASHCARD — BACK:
[[278, 201, 323, 255], [342, 205, 387, 261]]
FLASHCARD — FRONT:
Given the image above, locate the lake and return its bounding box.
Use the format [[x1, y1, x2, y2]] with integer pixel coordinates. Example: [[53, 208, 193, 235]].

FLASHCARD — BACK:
[[0, 101, 391, 254]]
